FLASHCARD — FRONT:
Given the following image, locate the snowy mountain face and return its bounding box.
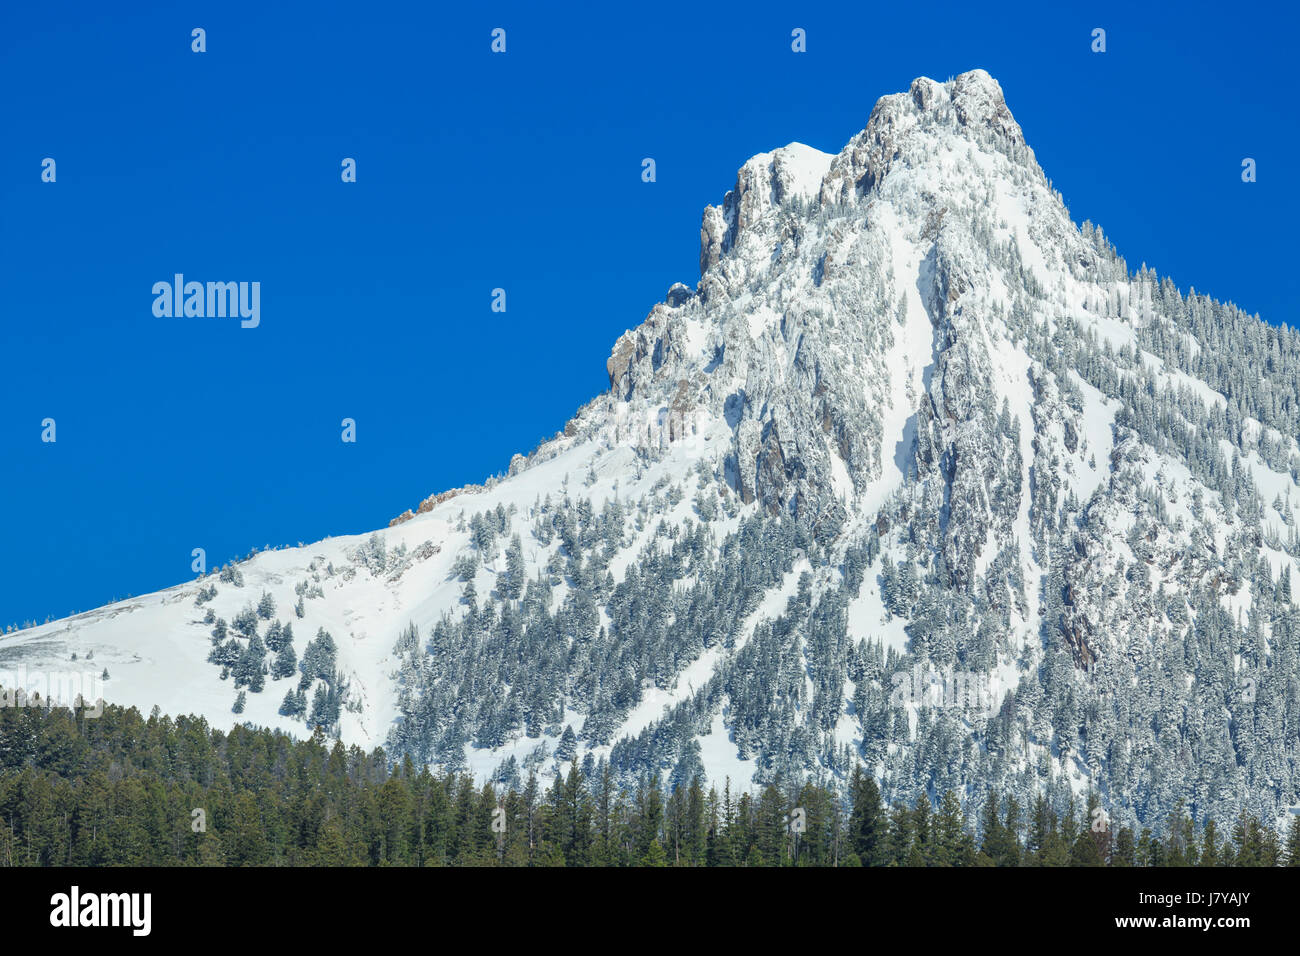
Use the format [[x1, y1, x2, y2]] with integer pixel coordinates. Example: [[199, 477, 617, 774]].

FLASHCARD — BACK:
[[8, 69, 1300, 831]]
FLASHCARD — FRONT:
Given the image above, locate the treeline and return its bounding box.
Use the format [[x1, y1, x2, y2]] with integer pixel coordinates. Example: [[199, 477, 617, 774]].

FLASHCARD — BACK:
[[2, 698, 1298, 867]]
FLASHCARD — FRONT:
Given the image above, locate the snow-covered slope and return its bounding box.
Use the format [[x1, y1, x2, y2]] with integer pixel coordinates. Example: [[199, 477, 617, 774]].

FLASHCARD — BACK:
[[7, 70, 1300, 831]]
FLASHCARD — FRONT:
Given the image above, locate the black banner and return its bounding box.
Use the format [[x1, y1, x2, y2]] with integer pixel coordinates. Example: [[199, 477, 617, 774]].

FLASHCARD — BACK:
[[2, 865, 1285, 942]]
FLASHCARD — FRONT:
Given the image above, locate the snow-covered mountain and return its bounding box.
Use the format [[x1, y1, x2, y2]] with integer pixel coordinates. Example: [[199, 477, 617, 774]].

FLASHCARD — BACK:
[[7, 69, 1300, 831]]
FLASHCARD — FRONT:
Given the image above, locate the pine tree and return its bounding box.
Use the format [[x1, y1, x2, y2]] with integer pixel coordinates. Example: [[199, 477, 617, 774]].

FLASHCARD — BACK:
[[847, 767, 886, 865], [1113, 827, 1137, 866], [933, 790, 969, 866], [264, 620, 285, 652], [503, 534, 525, 601], [555, 725, 577, 763], [642, 837, 668, 866], [1200, 819, 1221, 867], [273, 643, 297, 680], [980, 791, 1017, 865], [908, 794, 932, 867], [888, 803, 914, 866], [1284, 815, 1300, 866]]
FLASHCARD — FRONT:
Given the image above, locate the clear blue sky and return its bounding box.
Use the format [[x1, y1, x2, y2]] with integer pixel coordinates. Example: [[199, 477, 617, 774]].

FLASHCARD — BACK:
[[1, 0, 1295, 626]]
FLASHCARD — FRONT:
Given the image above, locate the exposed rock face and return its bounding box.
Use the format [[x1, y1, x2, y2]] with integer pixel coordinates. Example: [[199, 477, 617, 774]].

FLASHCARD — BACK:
[[602, 69, 1044, 539], [606, 329, 644, 400], [697, 143, 837, 278], [665, 283, 693, 308], [949, 69, 1024, 147], [699, 205, 727, 276], [391, 484, 483, 525]]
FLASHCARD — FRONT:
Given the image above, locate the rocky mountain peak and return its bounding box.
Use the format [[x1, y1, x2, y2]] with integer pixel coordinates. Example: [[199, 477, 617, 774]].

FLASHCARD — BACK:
[[699, 142, 834, 276], [602, 71, 1055, 532], [820, 68, 1029, 208]]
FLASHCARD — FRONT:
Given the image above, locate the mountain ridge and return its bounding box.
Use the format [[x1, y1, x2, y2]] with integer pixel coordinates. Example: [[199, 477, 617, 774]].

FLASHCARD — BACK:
[[6, 69, 1300, 833]]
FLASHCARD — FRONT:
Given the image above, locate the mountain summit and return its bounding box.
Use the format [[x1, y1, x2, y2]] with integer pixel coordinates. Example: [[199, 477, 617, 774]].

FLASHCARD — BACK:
[[7, 71, 1300, 831]]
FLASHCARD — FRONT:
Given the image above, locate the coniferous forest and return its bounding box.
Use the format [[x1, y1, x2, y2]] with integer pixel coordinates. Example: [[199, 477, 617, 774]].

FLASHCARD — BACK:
[[2, 698, 1297, 868]]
